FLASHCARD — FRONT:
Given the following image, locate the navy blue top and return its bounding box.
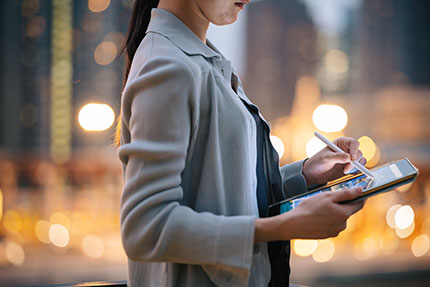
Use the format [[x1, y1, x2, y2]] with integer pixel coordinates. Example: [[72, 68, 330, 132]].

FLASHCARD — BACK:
[[240, 100, 269, 218]]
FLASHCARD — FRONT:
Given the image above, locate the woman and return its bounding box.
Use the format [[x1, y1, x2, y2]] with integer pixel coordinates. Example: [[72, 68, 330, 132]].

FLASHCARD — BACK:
[[117, 0, 366, 286]]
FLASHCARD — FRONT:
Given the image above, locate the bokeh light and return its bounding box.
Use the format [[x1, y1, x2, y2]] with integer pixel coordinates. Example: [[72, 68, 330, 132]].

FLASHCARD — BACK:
[[325, 49, 349, 74], [88, 0, 111, 13], [395, 221, 415, 239], [312, 104, 348, 132], [82, 235, 105, 258], [270, 135, 285, 159], [358, 136, 377, 162], [50, 212, 71, 230], [94, 41, 117, 65], [396, 182, 413, 193], [0, 189, 3, 222], [411, 234, 430, 257], [26, 16, 46, 37], [312, 239, 335, 263], [306, 136, 326, 158], [35, 220, 51, 244], [78, 103, 115, 132], [49, 224, 70, 248], [362, 236, 379, 259], [394, 205, 414, 229], [386, 204, 402, 229], [293, 240, 318, 257], [3, 210, 22, 233], [6, 242, 25, 266], [380, 230, 399, 255]]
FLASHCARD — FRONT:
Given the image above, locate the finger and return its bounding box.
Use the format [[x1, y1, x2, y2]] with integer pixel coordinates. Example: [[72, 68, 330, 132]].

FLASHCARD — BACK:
[[334, 137, 359, 159], [343, 163, 357, 174], [330, 187, 363, 203], [347, 140, 360, 161], [325, 152, 350, 164], [359, 156, 367, 166], [356, 150, 363, 161], [343, 200, 365, 216]]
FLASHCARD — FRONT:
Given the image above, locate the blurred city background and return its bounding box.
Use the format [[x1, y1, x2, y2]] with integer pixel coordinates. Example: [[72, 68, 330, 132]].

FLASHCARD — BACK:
[[0, 0, 429, 286]]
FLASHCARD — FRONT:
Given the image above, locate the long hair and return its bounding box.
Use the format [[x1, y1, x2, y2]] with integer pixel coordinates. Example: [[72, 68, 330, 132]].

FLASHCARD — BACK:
[[114, 0, 160, 146]]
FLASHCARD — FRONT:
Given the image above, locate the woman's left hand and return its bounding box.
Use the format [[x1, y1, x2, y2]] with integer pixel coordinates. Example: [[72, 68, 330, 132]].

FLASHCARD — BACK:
[[302, 137, 367, 187]]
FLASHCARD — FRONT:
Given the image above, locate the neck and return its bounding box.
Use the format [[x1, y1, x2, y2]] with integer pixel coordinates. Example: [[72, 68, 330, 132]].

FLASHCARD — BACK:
[[158, 0, 209, 43]]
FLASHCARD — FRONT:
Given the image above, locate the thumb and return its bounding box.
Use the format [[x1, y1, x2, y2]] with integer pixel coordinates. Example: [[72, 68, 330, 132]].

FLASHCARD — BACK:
[[330, 187, 363, 203], [325, 152, 350, 164]]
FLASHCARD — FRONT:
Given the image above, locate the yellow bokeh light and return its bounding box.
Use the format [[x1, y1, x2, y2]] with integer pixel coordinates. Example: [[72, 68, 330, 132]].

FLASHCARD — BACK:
[[394, 205, 414, 229], [50, 212, 71, 230], [396, 221, 415, 239], [306, 136, 326, 158], [88, 0, 111, 13], [293, 239, 318, 257], [82, 235, 105, 258], [325, 49, 349, 74], [35, 220, 51, 244], [358, 136, 376, 161], [3, 210, 22, 233], [0, 189, 3, 222], [78, 103, 115, 132], [411, 234, 430, 257], [94, 41, 117, 65], [312, 239, 335, 263], [380, 231, 399, 255], [6, 242, 25, 266], [396, 182, 413, 193], [422, 218, 430, 235], [386, 204, 402, 229], [270, 135, 285, 159], [362, 236, 379, 259], [365, 144, 381, 167], [49, 224, 70, 248], [312, 104, 348, 133]]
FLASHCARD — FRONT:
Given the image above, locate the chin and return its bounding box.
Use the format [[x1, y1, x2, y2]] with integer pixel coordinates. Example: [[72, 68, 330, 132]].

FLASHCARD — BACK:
[[212, 14, 239, 26]]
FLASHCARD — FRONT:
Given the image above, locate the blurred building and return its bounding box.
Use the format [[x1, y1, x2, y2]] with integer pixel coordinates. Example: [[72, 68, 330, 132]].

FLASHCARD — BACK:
[[358, 0, 430, 90], [0, 0, 129, 161], [0, 0, 51, 156], [244, 0, 318, 122]]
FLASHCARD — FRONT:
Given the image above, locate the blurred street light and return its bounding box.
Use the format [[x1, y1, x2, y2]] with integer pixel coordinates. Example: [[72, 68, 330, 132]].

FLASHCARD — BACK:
[[293, 239, 318, 257], [78, 103, 115, 132], [312, 104, 348, 132], [270, 135, 285, 159]]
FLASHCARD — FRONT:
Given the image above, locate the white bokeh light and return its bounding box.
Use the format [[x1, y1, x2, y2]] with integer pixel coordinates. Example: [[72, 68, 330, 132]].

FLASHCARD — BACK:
[[312, 104, 348, 132], [394, 205, 414, 230], [78, 103, 115, 132], [270, 135, 285, 159]]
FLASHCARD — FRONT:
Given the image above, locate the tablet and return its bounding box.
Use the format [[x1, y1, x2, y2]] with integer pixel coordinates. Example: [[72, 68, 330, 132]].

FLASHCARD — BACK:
[[268, 158, 419, 216]]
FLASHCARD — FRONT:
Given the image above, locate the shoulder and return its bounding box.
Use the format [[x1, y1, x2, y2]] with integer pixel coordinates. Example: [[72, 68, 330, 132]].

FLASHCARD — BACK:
[[127, 32, 209, 86]]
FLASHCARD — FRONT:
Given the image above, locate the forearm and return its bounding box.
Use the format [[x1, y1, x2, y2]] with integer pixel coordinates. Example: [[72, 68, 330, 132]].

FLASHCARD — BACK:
[[254, 212, 297, 243]]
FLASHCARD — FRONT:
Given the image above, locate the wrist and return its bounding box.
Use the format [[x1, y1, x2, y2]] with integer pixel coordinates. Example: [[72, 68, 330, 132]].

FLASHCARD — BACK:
[[302, 158, 317, 187], [254, 212, 298, 243]]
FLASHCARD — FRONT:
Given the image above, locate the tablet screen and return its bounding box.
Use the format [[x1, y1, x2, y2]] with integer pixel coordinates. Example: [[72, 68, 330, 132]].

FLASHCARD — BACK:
[[278, 160, 415, 214]]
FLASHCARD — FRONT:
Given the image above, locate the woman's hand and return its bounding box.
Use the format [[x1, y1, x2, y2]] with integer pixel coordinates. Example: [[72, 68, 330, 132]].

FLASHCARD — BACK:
[[302, 137, 367, 186], [254, 187, 365, 243]]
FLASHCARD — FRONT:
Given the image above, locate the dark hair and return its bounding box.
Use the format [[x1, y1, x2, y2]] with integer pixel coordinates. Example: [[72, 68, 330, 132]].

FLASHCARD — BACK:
[[114, 0, 160, 146]]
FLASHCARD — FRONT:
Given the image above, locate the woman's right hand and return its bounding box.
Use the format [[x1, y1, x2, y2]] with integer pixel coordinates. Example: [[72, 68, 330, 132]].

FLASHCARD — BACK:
[[254, 187, 364, 243]]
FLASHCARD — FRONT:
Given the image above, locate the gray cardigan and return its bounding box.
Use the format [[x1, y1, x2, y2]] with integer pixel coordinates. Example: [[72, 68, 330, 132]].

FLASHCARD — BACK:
[[118, 8, 308, 287]]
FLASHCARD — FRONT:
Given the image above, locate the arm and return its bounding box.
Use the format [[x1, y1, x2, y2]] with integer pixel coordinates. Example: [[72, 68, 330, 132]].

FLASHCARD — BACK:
[[254, 187, 365, 243], [279, 160, 308, 198], [119, 58, 255, 278]]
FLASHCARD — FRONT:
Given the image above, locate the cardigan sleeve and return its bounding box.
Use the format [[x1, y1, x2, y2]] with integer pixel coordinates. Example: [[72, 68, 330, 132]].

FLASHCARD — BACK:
[[279, 160, 309, 198], [118, 56, 255, 286]]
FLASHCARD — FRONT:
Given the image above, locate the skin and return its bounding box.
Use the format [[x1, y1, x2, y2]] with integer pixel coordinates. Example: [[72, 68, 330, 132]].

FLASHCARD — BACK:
[[158, 0, 366, 243]]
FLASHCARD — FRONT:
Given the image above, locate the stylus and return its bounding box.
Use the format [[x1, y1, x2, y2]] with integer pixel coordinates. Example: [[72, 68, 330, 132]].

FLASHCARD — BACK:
[[314, 131, 375, 179]]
